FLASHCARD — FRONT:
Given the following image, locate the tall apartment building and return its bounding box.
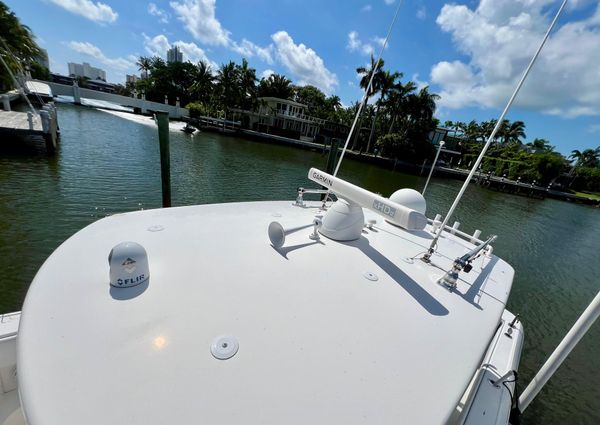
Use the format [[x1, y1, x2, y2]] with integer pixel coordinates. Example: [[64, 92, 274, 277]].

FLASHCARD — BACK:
[[167, 46, 183, 63], [67, 62, 107, 81]]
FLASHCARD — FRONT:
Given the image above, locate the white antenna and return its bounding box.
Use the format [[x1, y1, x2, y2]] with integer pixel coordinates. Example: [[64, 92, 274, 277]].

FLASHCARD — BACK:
[[332, 0, 404, 178], [422, 0, 568, 262], [308, 168, 427, 231]]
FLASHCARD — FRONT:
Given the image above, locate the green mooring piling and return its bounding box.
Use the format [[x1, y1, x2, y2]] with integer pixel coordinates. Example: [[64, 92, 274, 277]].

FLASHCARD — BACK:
[[155, 111, 171, 208], [325, 138, 340, 175]]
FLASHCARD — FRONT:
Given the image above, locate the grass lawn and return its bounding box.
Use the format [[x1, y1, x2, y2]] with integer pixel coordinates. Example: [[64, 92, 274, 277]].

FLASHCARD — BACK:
[[574, 191, 600, 201]]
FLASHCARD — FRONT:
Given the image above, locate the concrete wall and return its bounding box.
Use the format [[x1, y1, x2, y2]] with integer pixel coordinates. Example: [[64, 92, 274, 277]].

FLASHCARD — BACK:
[[36, 80, 188, 119]]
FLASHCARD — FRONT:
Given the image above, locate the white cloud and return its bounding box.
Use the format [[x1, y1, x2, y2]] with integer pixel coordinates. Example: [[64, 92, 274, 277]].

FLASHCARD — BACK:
[[384, 0, 394, 4], [231, 39, 274, 64], [587, 124, 600, 133], [347, 31, 387, 56], [142, 33, 217, 68], [143, 34, 171, 57], [261, 69, 275, 79], [361, 4, 372, 12], [148, 2, 169, 24], [373, 36, 386, 47], [68, 41, 134, 71], [271, 31, 338, 93], [48, 0, 117, 23], [174, 41, 212, 64], [432, 1, 600, 117], [411, 73, 428, 91], [169, 0, 230, 46], [67, 41, 134, 82], [169, 0, 274, 65], [417, 6, 426, 20], [347, 31, 373, 55]]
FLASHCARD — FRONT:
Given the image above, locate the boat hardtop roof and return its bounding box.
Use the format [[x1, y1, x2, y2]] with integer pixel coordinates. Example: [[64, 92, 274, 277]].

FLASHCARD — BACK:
[[18, 199, 514, 425]]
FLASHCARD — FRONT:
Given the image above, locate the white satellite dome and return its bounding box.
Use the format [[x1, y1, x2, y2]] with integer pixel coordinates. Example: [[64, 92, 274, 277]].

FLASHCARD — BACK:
[[389, 188, 427, 215]]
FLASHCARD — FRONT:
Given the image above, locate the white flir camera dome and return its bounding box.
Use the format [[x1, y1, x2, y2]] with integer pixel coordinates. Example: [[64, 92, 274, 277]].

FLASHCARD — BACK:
[[108, 241, 150, 288]]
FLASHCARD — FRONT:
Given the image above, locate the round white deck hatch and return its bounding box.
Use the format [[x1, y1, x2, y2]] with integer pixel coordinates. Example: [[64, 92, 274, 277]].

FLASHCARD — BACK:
[[211, 336, 239, 360], [363, 271, 379, 281], [108, 241, 149, 288]]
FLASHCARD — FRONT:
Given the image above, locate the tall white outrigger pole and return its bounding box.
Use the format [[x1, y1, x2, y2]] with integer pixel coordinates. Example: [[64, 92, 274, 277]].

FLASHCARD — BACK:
[[422, 140, 444, 196], [422, 0, 568, 261], [332, 1, 404, 178], [519, 290, 600, 411]]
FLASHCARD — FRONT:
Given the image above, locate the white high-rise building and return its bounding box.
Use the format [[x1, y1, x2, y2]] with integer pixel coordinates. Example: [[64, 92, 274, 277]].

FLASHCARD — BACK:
[[68, 62, 107, 81], [167, 46, 183, 63]]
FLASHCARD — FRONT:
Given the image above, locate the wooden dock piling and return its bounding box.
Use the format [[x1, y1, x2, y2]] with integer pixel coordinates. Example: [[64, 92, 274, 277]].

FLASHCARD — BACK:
[[155, 111, 172, 208]]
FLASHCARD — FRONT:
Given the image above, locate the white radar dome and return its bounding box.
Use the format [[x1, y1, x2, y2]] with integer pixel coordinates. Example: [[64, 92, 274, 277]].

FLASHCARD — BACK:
[[108, 241, 150, 288], [389, 189, 427, 215]]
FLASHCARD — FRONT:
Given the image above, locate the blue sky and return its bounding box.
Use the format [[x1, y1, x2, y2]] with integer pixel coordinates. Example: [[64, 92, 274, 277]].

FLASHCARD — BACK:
[[5, 0, 600, 155]]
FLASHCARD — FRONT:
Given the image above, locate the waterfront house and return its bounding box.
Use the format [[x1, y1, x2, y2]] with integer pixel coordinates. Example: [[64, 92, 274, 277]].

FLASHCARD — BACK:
[[232, 97, 348, 143]]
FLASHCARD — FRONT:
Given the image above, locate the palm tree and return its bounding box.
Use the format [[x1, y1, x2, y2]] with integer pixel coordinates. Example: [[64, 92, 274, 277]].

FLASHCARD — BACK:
[[323, 95, 342, 121], [189, 60, 214, 104], [352, 55, 385, 151], [527, 138, 554, 153], [365, 69, 401, 153], [0, 2, 41, 90], [410, 86, 439, 122], [570, 148, 600, 168], [216, 61, 239, 114], [257, 74, 294, 99], [504, 120, 526, 144], [384, 80, 416, 134], [136, 56, 152, 77], [236, 58, 257, 110], [464, 120, 481, 142]]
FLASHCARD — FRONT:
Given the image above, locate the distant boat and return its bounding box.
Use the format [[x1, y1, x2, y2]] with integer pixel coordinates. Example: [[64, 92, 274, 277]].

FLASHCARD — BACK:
[[181, 123, 196, 134]]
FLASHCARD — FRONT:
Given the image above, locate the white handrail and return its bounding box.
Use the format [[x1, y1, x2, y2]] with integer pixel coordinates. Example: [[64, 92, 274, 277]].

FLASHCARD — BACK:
[[519, 290, 600, 410]]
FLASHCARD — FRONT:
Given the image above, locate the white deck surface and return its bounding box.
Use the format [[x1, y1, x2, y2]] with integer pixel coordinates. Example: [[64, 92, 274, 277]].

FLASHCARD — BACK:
[[18, 200, 514, 425]]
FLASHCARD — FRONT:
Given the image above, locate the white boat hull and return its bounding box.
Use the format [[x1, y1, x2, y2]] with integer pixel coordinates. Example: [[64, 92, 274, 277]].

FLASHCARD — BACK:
[[0, 312, 23, 425]]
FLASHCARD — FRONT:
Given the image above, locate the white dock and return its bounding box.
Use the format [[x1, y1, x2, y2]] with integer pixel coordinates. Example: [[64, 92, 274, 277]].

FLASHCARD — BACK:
[[0, 105, 59, 153]]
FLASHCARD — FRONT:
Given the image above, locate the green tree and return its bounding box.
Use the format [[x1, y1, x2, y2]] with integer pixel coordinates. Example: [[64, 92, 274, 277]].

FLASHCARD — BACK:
[[29, 61, 50, 81], [136, 56, 152, 76], [393, 86, 439, 146], [570, 148, 600, 168], [365, 69, 401, 153], [188, 60, 215, 105], [352, 55, 385, 151], [384, 80, 416, 134], [216, 61, 240, 114], [294, 85, 327, 117], [0, 1, 42, 90], [527, 138, 554, 153], [503, 120, 526, 144], [236, 58, 258, 110], [257, 74, 294, 99]]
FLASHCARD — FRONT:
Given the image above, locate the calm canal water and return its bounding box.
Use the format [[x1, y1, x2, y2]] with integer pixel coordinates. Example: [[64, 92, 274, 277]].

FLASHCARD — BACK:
[[0, 104, 598, 424]]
